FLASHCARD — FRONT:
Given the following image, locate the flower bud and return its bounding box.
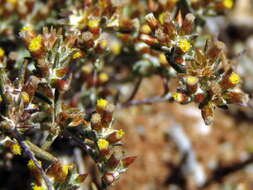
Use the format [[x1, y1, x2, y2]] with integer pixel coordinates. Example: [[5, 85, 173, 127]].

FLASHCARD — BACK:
[[201, 103, 215, 125], [107, 129, 125, 144], [220, 71, 240, 89], [91, 113, 102, 131], [97, 139, 110, 155], [102, 173, 115, 186], [186, 76, 199, 93]]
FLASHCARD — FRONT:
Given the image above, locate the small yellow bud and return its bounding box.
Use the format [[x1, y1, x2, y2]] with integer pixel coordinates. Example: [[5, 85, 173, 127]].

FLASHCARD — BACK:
[[82, 65, 93, 74], [0, 95, 2, 102], [21, 25, 32, 32], [11, 143, 21, 155], [6, 0, 16, 4], [186, 76, 198, 85], [62, 165, 70, 177], [33, 185, 45, 190], [173, 92, 184, 102], [100, 39, 108, 49], [158, 13, 165, 25], [96, 98, 108, 109], [97, 139, 109, 150], [21, 91, 30, 103], [27, 159, 42, 170], [87, 18, 100, 29], [116, 129, 125, 139], [28, 36, 43, 52], [178, 39, 191, 53], [72, 51, 82, 59], [229, 72, 240, 85], [159, 53, 168, 65], [98, 72, 109, 83], [141, 24, 152, 34], [111, 41, 121, 55], [222, 0, 233, 9], [0, 48, 5, 58]]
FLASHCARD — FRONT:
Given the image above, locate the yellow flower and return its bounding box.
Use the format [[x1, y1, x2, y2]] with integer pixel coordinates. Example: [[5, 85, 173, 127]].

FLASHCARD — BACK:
[[87, 18, 100, 29], [62, 165, 70, 177], [98, 72, 109, 83], [141, 24, 151, 34], [0, 48, 5, 58], [72, 51, 82, 59], [21, 91, 30, 103], [97, 139, 109, 150], [222, 0, 233, 9], [28, 36, 43, 52], [33, 185, 45, 190], [158, 13, 165, 25], [11, 143, 21, 155], [82, 65, 93, 74], [159, 53, 167, 65], [21, 25, 32, 32], [27, 159, 42, 170], [6, 0, 16, 4], [178, 39, 191, 53], [229, 72, 240, 85], [110, 41, 121, 55], [96, 99, 108, 109], [116, 129, 125, 139], [186, 76, 198, 85], [173, 92, 184, 102]]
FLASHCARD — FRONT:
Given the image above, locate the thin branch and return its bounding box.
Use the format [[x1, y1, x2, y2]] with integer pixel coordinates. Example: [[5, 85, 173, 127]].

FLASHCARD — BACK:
[[162, 77, 169, 95], [12, 129, 54, 190], [124, 77, 142, 103], [118, 93, 172, 108]]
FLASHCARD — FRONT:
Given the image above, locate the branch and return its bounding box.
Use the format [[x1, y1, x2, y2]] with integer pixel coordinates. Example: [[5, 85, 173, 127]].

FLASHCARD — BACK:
[[12, 129, 54, 190], [118, 93, 172, 108]]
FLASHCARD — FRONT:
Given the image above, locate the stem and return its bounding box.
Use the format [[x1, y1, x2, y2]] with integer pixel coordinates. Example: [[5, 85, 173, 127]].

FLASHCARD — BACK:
[[118, 93, 172, 108], [124, 77, 142, 103], [12, 129, 54, 190]]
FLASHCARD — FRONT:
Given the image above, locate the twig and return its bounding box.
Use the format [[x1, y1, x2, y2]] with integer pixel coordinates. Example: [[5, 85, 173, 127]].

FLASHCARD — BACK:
[[123, 77, 142, 103], [12, 129, 54, 190], [162, 77, 169, 95], [118, 93, 172, 108]]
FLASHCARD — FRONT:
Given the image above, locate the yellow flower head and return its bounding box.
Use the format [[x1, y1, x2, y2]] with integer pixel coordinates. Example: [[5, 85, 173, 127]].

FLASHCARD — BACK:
[[28, 36, 43, 52], [27, 159, 42, 170], [72, 51, 82, 59], [96, 98, 108, 109], [116, 129, 125, 139], [97, 139, 109, 150], [186, 76, 198, 85], [11, 143, 21, 155], [178, 39, 191, 53], [33, 185, 45, 190], [229, 72, 240, 85], [141, 24, 152, 34], [0, 48, 5, 58], [87, 18, 100, 29], [98, 72, 109, 83], [173, 92, 184, 102], [82, 65, 93, 74], [21, 25, 33, 32], [110, 41, 121, 55], [158, 13, 166, 25], [222, 0, 233, 9], [21, 91, 30, 103], [62, 165, 70, 177], [6, 0, 16, 4], [159, 53, 167, 65]]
